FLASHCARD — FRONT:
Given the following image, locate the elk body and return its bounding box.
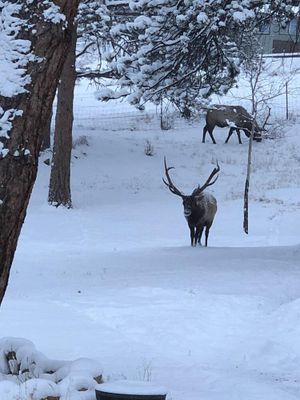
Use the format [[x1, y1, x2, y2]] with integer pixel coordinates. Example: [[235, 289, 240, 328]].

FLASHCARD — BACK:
[[202, 105, 263, 144], [163, 158, 219, 247]]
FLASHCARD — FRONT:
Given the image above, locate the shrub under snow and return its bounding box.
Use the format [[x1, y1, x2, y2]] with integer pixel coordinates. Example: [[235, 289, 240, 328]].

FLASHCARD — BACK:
[[0, 337, 103, 400]]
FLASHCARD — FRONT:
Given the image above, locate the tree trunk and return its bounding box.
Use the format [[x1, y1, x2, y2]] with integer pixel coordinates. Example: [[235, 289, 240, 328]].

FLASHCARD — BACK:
[[243, 107, 257, 234], [243, 176, 250, 234], [40, 111, 52, 152], [0, 1, 79, 305], [48, 23, 77, 208]]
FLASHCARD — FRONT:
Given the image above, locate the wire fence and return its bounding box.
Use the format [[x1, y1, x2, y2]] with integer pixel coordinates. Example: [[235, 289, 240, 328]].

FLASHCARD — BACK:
[[52, 73, 300, 133]]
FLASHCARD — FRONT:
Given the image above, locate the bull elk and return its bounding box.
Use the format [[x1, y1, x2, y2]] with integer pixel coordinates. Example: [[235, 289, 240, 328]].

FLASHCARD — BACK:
[[163, 158, 219, 247], [202, 105, 263, 144]]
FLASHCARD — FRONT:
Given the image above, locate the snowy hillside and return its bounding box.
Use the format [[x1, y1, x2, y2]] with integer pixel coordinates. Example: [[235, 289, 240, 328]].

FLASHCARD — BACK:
[[1, 74, 300, 399]]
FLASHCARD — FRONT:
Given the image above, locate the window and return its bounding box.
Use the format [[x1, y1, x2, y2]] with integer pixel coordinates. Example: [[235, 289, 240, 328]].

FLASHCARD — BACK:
[[289, 18, 299, 35], [258, 21, 271, 34]]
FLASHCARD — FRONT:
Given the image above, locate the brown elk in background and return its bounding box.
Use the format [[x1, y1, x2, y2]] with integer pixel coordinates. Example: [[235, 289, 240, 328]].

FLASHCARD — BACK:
[[163, 158, 219, 246], [202, 105, 263, 144]]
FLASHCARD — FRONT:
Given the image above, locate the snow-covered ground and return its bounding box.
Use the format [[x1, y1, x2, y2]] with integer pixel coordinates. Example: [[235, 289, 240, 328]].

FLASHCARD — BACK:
[[1, 70, 300, 399]]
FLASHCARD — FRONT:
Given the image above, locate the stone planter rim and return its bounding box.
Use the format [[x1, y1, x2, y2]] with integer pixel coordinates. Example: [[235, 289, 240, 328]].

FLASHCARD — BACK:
[[95, 380, 168, 396]]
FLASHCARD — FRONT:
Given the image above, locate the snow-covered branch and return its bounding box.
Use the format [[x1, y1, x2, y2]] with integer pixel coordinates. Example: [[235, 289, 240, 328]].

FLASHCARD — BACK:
[[98, 0, 296, 113]]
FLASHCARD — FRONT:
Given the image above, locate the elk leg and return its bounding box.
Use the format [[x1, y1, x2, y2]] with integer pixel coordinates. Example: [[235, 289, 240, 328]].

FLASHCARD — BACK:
[[203, 125, 216, 144], [202, 125, 208, 143], [236, 129, 242, 144], [205, 225, 211, 247], [225, 127, 235, 143], [207, 128, 217, 144], [196, 225, 204, 246], [189, 225, 196, 246]]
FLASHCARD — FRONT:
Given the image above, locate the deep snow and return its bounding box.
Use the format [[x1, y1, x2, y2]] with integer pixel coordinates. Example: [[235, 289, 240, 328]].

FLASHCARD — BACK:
[[0, 74, 300, 399]]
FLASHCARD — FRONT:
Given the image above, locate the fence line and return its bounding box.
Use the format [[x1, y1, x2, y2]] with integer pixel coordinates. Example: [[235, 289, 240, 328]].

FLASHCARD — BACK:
[[51, 82, 300, 132]]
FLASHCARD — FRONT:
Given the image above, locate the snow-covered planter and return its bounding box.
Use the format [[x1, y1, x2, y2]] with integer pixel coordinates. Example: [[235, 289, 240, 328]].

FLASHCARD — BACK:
[[0, 338, 103, 399], [95, 380, 167, 400]]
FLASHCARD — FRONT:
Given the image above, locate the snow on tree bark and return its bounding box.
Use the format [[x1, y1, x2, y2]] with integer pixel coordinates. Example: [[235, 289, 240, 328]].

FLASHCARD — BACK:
[[0, 0, 79, 305]]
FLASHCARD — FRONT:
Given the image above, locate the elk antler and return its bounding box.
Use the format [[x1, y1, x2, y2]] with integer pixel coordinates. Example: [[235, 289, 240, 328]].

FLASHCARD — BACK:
[[193, 162, 220, 195], [162, 157, 185, 197]]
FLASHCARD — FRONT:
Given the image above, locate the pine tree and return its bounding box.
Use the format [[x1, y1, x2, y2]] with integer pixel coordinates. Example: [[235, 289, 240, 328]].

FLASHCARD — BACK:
[[98, 0, 295, 112], [48, 0, 112, 209], [0, 0, 79, 305]]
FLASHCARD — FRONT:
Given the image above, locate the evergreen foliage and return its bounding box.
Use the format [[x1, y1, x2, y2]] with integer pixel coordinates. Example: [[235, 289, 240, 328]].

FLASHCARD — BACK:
[[97, 0, 296, 113]]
